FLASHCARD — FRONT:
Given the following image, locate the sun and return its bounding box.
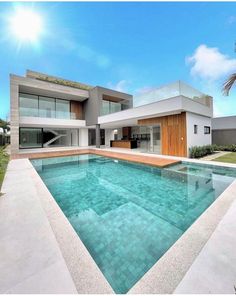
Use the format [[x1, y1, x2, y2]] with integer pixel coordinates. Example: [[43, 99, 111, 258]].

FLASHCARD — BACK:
[[9, 8, 42, 42]]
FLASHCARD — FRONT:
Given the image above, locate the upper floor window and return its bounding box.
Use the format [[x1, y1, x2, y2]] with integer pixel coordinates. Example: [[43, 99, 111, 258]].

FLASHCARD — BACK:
[[19, 94, 38, 117], [39, 96, 56, 118], [194, 125, 198, 134], [204, 126, 211, 134], [101, 100, 122, 116], [19, 93, 70, 119]]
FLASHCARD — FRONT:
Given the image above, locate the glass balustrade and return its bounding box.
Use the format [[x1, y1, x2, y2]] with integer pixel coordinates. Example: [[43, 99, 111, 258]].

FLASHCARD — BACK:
[[19, 107, 76, 120], [134, 81, 210, 107]]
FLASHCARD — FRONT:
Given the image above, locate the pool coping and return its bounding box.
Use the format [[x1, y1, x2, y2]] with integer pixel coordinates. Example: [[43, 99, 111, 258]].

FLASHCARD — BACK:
[[28, 158, 115, 294], [2, 149, 236, 293]]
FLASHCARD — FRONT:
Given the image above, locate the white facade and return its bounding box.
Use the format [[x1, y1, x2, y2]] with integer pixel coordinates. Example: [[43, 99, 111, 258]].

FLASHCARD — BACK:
[[98, 95, 213, 128], [79, 129, 89, 147], [186, 112, 212, 152]]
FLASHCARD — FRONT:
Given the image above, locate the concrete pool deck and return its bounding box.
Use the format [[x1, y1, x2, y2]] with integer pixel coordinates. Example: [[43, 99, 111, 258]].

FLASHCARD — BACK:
[[1, 148, 236, 293]]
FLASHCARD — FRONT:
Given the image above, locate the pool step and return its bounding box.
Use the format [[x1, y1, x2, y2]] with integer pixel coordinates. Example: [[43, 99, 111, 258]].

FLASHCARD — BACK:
[[94, 158, 114, 164]]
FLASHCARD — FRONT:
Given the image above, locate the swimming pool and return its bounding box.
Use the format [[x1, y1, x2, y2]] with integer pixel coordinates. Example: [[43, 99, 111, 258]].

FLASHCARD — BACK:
[[31, 154, 236, 293]]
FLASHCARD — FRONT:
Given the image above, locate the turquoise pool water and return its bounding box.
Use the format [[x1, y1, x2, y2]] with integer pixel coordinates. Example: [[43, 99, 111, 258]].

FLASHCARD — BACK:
[[31, 155, 236, 293]]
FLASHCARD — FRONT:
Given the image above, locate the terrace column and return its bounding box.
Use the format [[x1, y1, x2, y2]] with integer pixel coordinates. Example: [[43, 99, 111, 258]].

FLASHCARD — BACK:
[[96, 124, 100, 148]]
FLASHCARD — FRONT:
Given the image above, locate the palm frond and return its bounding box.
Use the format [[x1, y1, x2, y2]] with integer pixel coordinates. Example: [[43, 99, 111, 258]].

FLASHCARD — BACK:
[[222, 73, 236, 96]]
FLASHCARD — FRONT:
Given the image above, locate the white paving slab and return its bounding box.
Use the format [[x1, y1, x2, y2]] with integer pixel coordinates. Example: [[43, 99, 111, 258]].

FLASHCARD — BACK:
[[174, 199, 236, 294], [0, 159, 77, 294]]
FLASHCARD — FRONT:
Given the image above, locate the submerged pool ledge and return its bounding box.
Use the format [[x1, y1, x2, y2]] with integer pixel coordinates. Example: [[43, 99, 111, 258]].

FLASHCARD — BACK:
[[1, 155, 236, 294]]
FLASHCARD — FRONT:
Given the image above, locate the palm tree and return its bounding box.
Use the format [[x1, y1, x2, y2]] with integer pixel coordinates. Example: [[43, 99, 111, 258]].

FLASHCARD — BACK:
[[223, 73, 236, 95]]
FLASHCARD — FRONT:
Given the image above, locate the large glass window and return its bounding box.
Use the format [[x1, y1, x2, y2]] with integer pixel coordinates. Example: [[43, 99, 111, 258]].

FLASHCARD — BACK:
[[101, 100, 122, 115], [19, 93, 38, 117], [110, 101, 121, 113], [39, 96, 56, 118], [19, 93, 74, 119], [101, 100, 110, 115], [56, 99, 70, 119], [20, 128, 42, 148]]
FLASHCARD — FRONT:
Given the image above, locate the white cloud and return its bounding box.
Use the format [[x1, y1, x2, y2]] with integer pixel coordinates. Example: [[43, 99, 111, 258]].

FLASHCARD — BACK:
[[187, 44, 236, 81], [107, 80, 129, 92]]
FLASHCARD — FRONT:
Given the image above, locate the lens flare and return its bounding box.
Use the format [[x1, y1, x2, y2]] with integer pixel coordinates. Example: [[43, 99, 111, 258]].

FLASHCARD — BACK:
[[9, 8, 42, 42]]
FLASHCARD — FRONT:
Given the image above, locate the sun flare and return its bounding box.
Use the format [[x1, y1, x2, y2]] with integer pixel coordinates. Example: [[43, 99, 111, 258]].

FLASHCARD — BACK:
[[9, 8, 42, 42]]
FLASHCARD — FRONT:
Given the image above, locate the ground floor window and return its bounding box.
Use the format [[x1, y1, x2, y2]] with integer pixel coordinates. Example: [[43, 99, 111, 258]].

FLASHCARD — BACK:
[[19, 128, 79, 149], [88, 128, 105, 146], [20, 128, 43, 148]]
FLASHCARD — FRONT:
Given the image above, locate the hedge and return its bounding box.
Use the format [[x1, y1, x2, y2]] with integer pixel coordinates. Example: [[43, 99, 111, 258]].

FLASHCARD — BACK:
[[189, 144, 236, 158]]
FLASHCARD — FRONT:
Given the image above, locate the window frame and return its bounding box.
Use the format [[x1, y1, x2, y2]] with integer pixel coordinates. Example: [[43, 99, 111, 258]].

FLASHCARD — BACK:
[[204, 126, 211, 134], [19, 92, 71, 119], [19, 127, 43, 149]]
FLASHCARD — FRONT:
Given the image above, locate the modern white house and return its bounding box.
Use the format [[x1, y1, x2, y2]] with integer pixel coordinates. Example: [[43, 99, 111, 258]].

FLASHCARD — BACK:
[[10, 70, 213, 157]]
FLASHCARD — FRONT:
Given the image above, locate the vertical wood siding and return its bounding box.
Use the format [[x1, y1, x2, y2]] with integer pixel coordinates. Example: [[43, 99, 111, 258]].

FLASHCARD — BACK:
[[138, 112, 187, 157]]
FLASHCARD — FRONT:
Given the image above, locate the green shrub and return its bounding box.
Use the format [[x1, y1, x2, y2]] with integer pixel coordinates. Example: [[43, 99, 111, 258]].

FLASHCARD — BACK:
[[189, 144, 236, 158]]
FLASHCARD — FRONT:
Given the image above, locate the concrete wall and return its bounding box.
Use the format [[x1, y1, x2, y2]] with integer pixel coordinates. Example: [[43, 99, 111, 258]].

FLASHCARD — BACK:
[[212, 116, 236, 130], [186, 112, 212, 152], [212, 130, 236, 145], [85, 87, 133, 126], [212, 116, 236, 145]]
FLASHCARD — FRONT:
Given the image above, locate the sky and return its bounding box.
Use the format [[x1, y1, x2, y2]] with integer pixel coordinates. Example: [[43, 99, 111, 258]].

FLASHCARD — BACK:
[[1, 1, 236, 120]]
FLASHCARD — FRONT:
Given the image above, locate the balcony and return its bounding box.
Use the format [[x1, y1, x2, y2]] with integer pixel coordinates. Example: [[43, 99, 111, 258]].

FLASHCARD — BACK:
[[19, 107, 78, 120], [19, 107, 86, 129]]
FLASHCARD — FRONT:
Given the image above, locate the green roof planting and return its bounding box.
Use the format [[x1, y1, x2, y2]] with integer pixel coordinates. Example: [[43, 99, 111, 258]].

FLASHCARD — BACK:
[[26, 70, 93, 91]]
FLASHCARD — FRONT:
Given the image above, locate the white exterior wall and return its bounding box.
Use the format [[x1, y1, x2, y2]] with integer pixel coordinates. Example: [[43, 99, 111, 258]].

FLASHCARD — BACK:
[[105, 129, 115, 147], [20, 117, 86, 128], [186, 112, 212, 153], [98, 95, 213, 128], [79, 129, 88, 147], [71, 129, 79, 146]]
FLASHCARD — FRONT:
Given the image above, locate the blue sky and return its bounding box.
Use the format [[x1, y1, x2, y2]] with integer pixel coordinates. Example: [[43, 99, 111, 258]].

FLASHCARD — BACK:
[[1, 1, 236, 119]]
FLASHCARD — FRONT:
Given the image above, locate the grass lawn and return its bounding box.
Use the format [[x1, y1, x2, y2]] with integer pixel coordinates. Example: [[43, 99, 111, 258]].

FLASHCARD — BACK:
[[0, 146, 9, 192], [213, 152, 236, 164]]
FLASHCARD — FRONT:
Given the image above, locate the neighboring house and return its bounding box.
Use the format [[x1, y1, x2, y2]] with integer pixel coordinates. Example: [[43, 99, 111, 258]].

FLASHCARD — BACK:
[[10, 70, 213, 157], [212, 116, 236, 145]]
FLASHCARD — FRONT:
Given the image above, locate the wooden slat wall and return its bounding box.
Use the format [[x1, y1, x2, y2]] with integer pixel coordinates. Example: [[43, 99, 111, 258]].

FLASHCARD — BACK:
[[70, 101, 84, 120], [138, 112, 187, 157]]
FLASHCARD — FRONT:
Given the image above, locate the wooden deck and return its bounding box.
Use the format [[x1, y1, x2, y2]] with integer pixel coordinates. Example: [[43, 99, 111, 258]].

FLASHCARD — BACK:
[[11, 148, 180, 168]]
